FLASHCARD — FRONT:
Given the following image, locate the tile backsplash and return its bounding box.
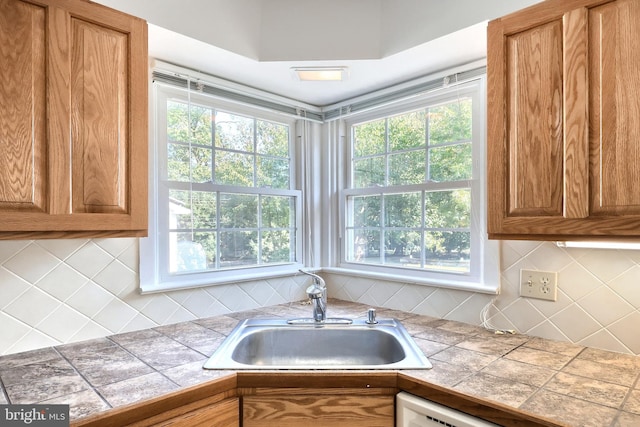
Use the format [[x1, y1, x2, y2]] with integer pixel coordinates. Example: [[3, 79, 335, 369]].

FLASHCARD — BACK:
[[0, 238, 639, 356], [327, 240, 640, 355], [0, 238, 306, 355]]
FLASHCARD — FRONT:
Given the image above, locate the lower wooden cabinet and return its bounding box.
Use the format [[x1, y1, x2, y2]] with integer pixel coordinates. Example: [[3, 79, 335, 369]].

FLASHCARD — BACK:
[[242, 390, 395, 427], [70, 373, 553, 427], [70, 379, 239, 427]]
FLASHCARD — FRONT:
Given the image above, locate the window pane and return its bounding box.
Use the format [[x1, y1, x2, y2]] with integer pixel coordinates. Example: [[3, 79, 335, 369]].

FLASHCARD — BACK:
[[169, 190, 192, 229], [169, 232, 215, 273], [191, 147, 213, 183], [353, 119, 386, 157], [384, 193, 421, 227], [353, 156, 385, 188], [425, 190, 470, 229], [215, 111, 254, 151], [262, 196, 293, 228], [220, 194, 258, 228], [219, 231, 258, 267], [257, 156, 289, 189], [262, 230, 293, 263], [425, 231, 470, 273], [389, 150, 425, 185], [429, 143, 472, 182], [428, 98, 472, 145], [215, 151, 254, 186], [352, 195, 380, 228], [167, 101, 189, 143], [191, 191, 217, 229], [346, 229, 380, 263], [167, 145, 213, 183], [389, 111, 426, 151], [167, 101, 213, 146], [257, 120, 289, 157], [167, 143, 191, 181], [384, 230, 422, 267]]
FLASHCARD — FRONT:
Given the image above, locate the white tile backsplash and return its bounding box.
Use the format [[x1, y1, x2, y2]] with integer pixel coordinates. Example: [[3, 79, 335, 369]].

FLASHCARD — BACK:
[[0, 238, 639, 356], [326, 240, 640, 355], [0, 238, 307, 356]]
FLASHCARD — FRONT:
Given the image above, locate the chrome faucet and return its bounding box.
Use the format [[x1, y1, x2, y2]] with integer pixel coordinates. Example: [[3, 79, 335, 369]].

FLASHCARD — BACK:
[[299, 270, 327, 322]]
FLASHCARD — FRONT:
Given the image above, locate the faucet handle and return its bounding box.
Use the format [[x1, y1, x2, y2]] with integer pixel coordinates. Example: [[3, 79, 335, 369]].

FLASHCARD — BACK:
[[306, 284, 323, 299]]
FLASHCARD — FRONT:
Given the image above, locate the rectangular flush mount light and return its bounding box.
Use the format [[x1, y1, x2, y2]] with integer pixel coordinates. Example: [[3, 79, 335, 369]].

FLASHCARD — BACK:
[[556, 241, 640, 250], [292, 66, 348, 81]]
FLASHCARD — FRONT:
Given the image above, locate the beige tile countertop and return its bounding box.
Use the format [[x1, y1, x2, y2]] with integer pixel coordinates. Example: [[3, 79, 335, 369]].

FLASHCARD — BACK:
[[1, 299, 639, 426]]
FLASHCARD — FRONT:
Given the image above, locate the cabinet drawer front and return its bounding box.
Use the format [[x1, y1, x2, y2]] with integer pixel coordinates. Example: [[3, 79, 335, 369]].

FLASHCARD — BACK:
[[71, 18, 129, 214], [243, 395, 394, 427], [0, 0, 47, 212]]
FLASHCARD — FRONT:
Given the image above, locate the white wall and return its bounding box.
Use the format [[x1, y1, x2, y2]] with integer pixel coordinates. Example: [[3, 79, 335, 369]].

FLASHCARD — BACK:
[[94, 0, 543, 61], [380, 0, 543, 56], [1, 238, 639, 356]]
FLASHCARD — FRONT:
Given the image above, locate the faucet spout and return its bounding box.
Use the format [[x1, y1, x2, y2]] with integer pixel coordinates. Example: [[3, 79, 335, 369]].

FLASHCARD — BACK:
[[300, 270, 327, 322]]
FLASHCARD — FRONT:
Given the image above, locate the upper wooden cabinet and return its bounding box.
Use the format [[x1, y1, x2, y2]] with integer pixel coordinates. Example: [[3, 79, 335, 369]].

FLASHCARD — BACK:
[[0, 0, 147, 239], [487, 0, 640, 240]]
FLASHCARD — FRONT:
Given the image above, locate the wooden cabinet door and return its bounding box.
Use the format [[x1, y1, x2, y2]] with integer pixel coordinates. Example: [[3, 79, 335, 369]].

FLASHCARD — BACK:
[[0, 0, 147, 238], [502, 18, 565, 219], [487, 0, 640, 239], [70, 18, 130, 215], [589, 0, 640, 216], [0, 0, 48, 214]]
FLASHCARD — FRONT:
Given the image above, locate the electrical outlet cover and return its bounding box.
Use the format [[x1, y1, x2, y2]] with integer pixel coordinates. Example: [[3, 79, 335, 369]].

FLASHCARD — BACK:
[[519, 269, 558, 302]]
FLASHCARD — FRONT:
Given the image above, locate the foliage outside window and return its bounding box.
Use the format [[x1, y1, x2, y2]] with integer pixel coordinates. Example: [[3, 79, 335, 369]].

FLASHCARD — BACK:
[[343, 83, 488, 285], [152, 86, 301, 287]]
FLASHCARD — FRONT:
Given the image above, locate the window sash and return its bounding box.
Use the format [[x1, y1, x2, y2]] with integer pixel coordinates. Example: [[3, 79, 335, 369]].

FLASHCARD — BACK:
[[339, 81, 493, 289], [142, 84, 303, 292], [343, 185, 473, 274]]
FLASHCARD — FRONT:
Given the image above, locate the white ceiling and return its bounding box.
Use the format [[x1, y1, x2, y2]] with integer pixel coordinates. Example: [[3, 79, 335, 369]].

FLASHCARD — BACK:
[[94, 0, 542, 107]]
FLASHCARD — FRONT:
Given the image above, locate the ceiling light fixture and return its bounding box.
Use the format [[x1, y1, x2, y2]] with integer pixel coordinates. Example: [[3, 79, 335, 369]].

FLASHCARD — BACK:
[[292, 66, 349, 82]]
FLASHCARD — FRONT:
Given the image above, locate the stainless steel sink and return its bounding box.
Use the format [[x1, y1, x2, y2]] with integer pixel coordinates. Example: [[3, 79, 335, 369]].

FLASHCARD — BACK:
[[203, 318, 432, 370]]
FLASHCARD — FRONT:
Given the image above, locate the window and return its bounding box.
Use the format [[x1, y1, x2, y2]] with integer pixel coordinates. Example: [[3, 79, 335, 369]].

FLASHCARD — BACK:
[[143, 68, 495, 294], [340, 80, 497, 291], [141, 84, 302, 291]]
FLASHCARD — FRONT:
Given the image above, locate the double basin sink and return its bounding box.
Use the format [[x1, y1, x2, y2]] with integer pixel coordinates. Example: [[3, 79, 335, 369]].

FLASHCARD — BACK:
[[203, 317, 432, 370]]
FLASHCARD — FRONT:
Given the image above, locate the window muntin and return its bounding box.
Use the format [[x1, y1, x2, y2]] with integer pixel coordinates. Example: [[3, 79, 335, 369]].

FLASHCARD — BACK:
[[344, 90, 479, 278], [155, 86, 301, 285]]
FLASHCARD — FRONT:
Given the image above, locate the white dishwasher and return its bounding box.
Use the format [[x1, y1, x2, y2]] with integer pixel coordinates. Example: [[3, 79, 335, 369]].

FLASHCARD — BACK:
[[396, 392, 500, 427]]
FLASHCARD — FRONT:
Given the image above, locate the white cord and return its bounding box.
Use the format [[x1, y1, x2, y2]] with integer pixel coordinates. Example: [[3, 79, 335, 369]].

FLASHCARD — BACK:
[[480, 296, 516, 334]]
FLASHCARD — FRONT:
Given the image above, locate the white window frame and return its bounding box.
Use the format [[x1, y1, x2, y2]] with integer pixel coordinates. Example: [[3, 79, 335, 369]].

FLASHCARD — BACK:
[[335, 78, 499, 294], [140, 84, 303, 293]]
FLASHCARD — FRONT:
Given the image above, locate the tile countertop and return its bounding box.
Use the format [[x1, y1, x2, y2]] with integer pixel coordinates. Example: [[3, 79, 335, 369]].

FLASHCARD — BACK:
[[1, 299, 640, 426]]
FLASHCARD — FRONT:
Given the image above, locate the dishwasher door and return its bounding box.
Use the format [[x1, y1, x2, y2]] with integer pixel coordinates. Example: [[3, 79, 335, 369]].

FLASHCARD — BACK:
[[396, 392, 500, 427]]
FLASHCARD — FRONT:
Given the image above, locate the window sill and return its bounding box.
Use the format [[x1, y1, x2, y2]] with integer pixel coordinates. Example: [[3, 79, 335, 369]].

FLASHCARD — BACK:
[[321, 266, 499, 295], [139, 264, 304, 294], [139, 263, 498, 295]]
